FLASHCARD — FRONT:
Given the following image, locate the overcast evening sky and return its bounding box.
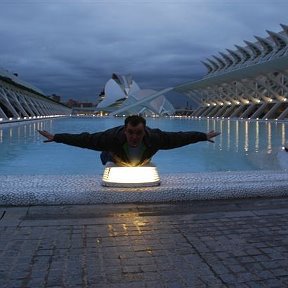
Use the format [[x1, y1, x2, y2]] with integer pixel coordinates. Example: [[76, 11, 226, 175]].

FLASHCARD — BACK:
[[0, 0, 288, 107]]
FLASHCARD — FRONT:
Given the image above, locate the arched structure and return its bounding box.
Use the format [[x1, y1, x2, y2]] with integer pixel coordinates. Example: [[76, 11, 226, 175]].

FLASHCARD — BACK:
[[96, 73, 175, 116], [174, 24, 288, 120], [0, 68, 71, 122]]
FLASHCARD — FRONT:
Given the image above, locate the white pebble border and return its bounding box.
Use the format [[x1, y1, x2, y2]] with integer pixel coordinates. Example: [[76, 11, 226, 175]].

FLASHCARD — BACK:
[[1, 170, 288, 206]]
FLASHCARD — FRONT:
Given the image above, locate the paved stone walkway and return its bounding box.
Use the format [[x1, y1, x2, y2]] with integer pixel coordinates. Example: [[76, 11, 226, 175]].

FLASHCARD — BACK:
[[1, 197, 288, 287]]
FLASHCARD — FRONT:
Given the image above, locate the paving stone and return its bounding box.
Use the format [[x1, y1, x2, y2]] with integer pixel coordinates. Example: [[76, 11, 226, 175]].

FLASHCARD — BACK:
[[1, 198, 288, 287]]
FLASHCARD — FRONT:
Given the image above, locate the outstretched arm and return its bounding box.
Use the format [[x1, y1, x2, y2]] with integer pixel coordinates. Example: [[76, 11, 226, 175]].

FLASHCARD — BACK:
[[37, 130, 55, 143], [151, 128, 221, 150], [37, 128, 117, 151], [206, 130, 221, 143]]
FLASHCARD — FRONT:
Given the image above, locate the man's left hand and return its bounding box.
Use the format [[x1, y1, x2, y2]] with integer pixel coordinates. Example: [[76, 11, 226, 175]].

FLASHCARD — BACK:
[[206, 130, 221, 143]]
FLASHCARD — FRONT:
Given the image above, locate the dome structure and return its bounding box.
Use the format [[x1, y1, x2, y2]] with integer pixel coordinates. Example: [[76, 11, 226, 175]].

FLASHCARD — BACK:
[[96, 73, 175, 116]]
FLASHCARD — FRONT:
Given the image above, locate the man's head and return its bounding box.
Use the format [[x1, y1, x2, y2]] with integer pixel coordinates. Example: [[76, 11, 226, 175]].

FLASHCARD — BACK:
[[124, 115, 146, 147]]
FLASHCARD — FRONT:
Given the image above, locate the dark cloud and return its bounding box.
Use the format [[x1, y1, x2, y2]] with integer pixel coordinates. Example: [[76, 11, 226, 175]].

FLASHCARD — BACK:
[[0, 0, 288, 107]]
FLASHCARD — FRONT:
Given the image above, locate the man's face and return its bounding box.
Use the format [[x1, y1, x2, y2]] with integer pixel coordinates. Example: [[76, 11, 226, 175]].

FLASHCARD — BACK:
[[124, 123, 145, 147]]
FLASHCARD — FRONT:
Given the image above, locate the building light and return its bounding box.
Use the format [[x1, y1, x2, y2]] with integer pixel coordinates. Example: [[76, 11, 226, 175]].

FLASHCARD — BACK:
[[102, 163, 161, 187]]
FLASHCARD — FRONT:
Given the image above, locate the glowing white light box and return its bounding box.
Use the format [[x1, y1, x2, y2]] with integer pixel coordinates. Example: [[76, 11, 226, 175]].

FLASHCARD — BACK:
[[102, 163, 161, 187]]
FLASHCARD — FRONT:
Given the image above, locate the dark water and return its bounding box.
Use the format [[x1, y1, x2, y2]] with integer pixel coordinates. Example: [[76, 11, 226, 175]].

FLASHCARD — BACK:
[[0, 116, 287, 175]]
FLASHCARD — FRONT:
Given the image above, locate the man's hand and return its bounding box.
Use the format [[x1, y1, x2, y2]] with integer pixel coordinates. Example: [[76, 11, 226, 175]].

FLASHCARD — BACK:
[[206, 130, 221, 143], [37, 130, 55, 143]]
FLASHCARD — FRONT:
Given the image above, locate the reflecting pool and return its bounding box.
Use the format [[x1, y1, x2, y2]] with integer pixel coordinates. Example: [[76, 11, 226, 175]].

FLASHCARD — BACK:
[[0, 116, 287, 175]]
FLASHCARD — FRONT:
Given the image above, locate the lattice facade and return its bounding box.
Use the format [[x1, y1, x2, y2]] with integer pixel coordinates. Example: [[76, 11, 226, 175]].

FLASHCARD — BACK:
[[0, 69, 71, 122], [175, 24, 288, 120]]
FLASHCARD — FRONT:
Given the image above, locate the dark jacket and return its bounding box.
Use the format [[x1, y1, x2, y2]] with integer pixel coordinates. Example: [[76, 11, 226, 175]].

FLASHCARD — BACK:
[[53, 126, 208, 166]]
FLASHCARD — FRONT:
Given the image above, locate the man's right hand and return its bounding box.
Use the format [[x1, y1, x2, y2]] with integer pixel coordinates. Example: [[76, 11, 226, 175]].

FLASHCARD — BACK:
[[37, 130, 55, 143]]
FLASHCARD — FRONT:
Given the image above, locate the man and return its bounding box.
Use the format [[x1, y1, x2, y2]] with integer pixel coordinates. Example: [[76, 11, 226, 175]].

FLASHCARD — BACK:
[[38, 115, 220, 167]]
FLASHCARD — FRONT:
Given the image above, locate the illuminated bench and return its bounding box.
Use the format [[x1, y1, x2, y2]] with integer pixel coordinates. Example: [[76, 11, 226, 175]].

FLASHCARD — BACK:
[[102, 163, 161, 187]]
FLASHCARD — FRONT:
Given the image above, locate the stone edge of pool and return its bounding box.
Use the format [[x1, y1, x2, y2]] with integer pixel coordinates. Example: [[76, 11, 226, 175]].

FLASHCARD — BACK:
[[1, 170, 288, 206]]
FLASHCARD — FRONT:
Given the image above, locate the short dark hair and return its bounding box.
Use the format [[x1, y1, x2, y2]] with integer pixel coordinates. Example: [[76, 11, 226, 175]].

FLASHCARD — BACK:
[[124, 115, 146, 127]]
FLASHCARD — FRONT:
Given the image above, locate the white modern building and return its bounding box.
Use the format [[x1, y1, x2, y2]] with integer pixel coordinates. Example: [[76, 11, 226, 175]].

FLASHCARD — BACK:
[[96, 73, 175, 116], [0, 68, 71, 123], [174, 24, 288, 120]]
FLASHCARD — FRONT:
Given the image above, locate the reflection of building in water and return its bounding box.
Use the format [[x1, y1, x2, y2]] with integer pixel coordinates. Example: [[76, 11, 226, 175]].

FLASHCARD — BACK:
[[96, 73, 175, 116], [174, 24, 288, 120], [0, 119, 53, 143], [206, 118, 286, 154], [0, 68, 71, 123]]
